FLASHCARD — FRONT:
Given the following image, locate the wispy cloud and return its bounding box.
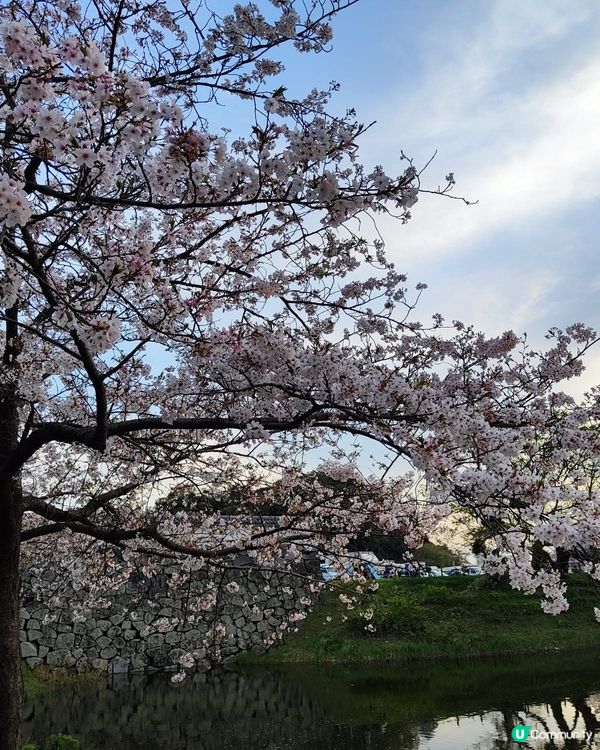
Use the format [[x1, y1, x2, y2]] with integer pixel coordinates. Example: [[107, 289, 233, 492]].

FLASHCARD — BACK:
[[374, 0, 598, 146], [381, 56, 600, 263], [368, 1, 600, 263], [349, 0, 600, 353]]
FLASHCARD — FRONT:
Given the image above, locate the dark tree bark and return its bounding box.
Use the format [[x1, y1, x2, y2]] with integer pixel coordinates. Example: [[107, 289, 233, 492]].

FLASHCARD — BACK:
[[0, 303, 25, 750], [0, 476, 23, 750]]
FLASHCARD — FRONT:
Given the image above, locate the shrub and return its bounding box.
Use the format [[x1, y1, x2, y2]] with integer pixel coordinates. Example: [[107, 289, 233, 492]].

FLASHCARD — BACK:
[[348, 594, 426, 636], [45, 734, 80, 750]]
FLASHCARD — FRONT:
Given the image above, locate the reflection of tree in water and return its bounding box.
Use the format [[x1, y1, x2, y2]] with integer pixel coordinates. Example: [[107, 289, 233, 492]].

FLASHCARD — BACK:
[[22, 659, 600, 750], [571, 693, 600, 740], [475, 697, 600, 750], [470, 706, 527, 749], [23, 670, 421, 750]]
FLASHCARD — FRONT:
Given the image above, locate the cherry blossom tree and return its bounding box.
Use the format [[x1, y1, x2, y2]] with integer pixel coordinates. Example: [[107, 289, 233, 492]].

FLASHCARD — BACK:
[[1, 0, 599, 746]]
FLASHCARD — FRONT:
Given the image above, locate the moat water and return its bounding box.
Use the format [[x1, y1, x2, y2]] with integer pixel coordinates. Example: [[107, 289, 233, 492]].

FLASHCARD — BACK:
[[24, 651, 600, 749]]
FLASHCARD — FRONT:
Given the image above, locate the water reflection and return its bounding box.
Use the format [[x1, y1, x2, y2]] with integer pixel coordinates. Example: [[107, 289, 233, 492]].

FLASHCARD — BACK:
[[24, 651, 600, 749]]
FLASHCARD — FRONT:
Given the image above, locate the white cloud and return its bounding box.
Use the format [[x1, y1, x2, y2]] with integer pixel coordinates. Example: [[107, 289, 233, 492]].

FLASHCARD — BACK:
[[377, 0, 598, 148], [366, 17, 600, 263], [345, 0, 600, 393], [380, 56, 600, 263], [448, 271, 559, 334], [341, 0, 598, 358], [562, 346, 600, 401]]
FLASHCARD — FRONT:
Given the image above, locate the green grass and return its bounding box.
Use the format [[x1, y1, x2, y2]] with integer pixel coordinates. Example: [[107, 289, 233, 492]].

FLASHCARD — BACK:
[[238, 574, 600, 665], [22, 666, 47, 700], [22, 665, 102, 702]]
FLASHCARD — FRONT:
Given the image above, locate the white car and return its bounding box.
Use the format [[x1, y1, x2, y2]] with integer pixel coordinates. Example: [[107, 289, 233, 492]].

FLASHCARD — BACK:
[[441, 566, 462, 576], [462, 565, 482, 576]]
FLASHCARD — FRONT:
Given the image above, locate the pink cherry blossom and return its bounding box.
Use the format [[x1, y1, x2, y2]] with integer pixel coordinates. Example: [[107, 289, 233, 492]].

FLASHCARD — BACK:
[[0, 3, 598, 747]]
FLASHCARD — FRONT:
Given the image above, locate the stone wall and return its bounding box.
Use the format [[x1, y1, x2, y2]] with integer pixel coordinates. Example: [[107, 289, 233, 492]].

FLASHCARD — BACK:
[[19, 564, 314, 673]]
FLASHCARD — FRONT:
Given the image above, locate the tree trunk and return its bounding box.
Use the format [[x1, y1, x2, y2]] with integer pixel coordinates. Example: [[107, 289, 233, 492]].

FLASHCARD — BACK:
[[0, 477, 23, 750], [0, 299, 25, 750]]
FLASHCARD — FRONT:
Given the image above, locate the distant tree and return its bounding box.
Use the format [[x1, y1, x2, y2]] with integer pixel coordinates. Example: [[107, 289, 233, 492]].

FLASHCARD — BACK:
[[348, 527, 407, 561], [411, 541, 463, 568]]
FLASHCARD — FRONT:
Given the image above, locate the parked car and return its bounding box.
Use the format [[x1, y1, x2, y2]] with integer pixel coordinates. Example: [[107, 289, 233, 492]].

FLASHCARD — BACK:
[[462, 565, 482, 576], [441, 566, 463, 576], [319, 556, 353, 580], [361, 561, 382, 580], [319, 562, 339, 581], [391, 562, 417, 577]]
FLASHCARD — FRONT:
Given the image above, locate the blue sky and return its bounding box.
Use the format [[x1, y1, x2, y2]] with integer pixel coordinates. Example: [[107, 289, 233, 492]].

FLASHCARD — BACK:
[[272, 0, 600, 398]]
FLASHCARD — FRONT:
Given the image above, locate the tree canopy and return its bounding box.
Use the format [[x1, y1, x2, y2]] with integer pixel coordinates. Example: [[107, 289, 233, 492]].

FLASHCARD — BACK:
[[1, 1, 599, 746]]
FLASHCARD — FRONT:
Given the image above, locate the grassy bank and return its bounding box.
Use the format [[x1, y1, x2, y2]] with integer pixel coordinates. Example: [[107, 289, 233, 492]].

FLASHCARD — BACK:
[[23, 667, 47, 700], [23, 666, 102, 701], [238, 574, 600, 665]]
